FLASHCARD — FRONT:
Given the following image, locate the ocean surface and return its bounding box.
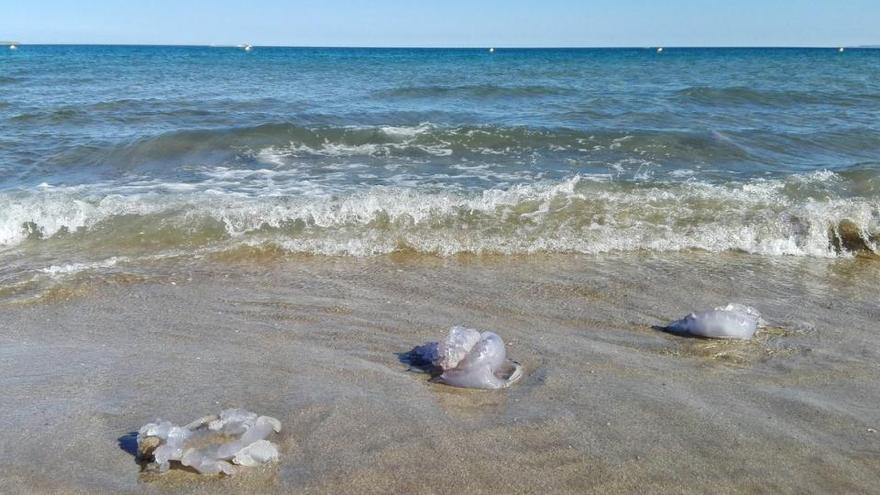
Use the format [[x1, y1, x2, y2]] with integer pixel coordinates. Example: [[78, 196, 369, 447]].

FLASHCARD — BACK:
[[1, 46, 879, 295], [3, 47, 880, 493]]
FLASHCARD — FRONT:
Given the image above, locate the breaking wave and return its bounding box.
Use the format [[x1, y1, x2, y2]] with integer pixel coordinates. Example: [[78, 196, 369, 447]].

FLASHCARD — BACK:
[[2, 172, 877, 258]]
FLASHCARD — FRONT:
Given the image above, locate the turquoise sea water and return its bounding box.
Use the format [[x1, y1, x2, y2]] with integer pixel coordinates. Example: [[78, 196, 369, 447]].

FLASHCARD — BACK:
[[1, 46, 879, 275]]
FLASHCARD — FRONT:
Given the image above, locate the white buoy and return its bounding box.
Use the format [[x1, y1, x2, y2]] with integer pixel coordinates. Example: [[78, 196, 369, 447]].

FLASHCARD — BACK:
[[9, 44, 18, 50], [243, 44, 252, 52], [839, 47, 845, 53], [489, 47, 495, 53], [657, 47, 664, 53]]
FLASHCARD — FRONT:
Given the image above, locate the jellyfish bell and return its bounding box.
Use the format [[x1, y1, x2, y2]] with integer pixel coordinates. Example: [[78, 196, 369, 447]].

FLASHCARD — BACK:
[[663, 303, 765, 340], [438, 332, 519, 389], [411, 326, 523, 390]]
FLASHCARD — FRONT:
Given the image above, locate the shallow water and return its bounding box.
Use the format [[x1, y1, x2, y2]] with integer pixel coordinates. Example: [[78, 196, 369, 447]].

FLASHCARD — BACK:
[[2, 47, 880, 299], [0, 253, 878, 493]]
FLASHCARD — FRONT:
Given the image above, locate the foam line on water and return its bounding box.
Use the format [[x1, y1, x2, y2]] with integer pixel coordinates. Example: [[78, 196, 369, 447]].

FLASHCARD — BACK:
[[0, 172, 877, 258]]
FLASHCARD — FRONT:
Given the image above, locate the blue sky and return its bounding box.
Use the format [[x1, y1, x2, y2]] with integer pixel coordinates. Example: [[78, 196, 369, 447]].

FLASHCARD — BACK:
[[2, 0, 878, 47]]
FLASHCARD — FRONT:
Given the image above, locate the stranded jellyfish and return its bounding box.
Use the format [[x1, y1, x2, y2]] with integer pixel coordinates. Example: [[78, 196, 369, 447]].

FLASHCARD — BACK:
[[136, 408, 281, 475], [407, 326, 523, 389], [663, 303, 766, 340]]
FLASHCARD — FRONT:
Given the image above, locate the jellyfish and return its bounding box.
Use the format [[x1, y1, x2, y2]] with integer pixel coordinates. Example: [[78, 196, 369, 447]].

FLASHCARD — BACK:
[[408, 326, 523, 389], [136, 408, 281, 475], [662, 303, 766, 340]]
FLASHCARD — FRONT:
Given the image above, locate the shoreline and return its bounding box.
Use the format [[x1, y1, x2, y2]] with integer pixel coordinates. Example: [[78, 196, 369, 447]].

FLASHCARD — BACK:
[[1, 253, 878, 493]]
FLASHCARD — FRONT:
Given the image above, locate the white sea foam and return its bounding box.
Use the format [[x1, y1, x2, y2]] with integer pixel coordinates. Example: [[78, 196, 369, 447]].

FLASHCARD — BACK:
[[0, 171, 877, 258], [39, 257, 126, 276], [247, 124, 454, 161], [379, 123, 434, 138]]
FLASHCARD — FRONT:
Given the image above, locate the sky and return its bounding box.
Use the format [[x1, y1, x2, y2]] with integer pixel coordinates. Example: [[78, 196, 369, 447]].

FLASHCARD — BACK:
[[2, 0, 879, 47]]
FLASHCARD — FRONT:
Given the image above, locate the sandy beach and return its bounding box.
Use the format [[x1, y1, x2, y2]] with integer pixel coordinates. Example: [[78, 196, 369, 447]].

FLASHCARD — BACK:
[[4, 7, 880, 493], [1, 252, 878, 494]]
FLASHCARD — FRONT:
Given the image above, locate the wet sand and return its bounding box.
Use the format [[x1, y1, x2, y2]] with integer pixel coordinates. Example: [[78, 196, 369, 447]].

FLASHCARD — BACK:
[[1, 253, 879, 494]]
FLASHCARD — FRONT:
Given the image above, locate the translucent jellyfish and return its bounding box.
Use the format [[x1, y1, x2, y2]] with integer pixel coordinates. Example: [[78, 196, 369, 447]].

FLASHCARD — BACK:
[[663, 303, 766, 340], [408, 326, 523, 389], [136, 408, 281, 475]]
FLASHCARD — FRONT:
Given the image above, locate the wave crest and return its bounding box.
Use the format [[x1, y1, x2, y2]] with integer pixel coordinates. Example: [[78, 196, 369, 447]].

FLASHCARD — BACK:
[[2, 174, 878, 258], [45, 123, 760, 170]]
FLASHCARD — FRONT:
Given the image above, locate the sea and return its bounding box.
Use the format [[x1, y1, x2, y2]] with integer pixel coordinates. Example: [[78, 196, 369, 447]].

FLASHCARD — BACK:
[[3, 47, 880, 493], [1, 46, 879, 298]]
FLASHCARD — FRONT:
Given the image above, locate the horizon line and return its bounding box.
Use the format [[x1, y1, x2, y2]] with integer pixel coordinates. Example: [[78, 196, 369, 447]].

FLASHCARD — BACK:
[[4, 42, 877, 49]]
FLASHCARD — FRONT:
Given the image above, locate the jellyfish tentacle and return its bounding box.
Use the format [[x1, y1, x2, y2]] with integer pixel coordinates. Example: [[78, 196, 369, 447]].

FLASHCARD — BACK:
[[136, 409, 281, 475]]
